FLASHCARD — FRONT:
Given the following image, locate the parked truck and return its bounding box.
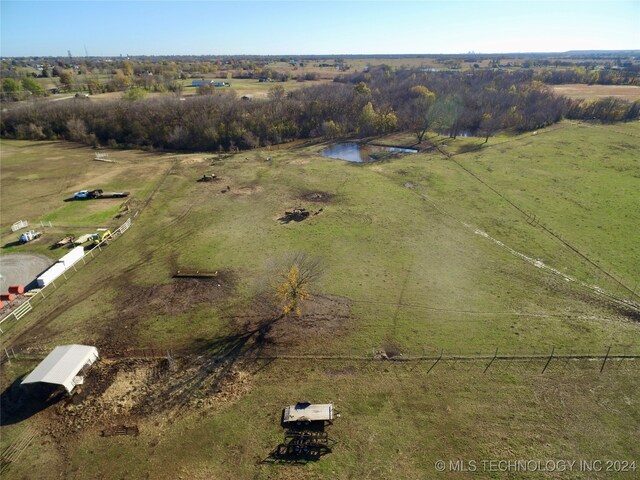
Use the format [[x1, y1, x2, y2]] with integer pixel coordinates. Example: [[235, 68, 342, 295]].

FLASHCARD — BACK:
[[19, 230, 42, 243], [73, 189, 130, 200]]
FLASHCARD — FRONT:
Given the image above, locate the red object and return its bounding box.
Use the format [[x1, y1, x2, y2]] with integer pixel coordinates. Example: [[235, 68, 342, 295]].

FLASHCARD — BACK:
[[8, 285, 24, 294], [0, 301, 5, 309], [0, 294, 15, 302]]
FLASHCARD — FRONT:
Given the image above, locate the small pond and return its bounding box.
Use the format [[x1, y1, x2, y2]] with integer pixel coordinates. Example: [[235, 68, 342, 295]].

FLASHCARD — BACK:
[[320, 143, 417, 163]]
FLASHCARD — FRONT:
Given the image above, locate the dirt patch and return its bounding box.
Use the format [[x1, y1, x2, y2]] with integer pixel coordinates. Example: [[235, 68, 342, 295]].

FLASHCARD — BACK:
[[120, 273, 236, 318], [233, 184, 263, 195], [38, 357, 251, 439], [227, 293, 352, 351], [181, 156, 207, 165], [100, 273, 237, 352], [301, 191, 335, 203], [403, 182, 423, 189]]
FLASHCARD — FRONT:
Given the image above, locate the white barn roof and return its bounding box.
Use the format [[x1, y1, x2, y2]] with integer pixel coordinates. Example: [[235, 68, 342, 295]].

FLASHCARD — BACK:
[[22, 344, 99, 393]]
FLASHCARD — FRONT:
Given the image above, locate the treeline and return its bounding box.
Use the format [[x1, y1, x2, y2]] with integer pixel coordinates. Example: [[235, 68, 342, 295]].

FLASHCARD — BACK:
[[2, 68, 638, 151], [533, 66, 640, 85]]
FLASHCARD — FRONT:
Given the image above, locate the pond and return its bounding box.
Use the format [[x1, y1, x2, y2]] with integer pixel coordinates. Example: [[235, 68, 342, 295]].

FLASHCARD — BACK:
[[320, 143, 417, 163]]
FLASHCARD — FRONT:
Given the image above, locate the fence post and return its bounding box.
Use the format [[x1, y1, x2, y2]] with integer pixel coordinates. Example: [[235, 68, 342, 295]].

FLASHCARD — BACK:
[[600, 346, 611, 373], [484, 347, 498, 373], [427, 349, 443, 374], [542, 346, 555, 374]]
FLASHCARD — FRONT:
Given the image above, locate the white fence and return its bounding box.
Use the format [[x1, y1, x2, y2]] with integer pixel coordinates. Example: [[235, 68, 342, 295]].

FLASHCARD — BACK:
[[0, 217, 132, 333], [11, 220, 28, 232]]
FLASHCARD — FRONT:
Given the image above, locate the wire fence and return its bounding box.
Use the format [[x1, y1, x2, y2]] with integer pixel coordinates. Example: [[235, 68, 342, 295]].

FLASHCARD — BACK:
[[3, 343, 639, 374], [0, 218, 132, 334]]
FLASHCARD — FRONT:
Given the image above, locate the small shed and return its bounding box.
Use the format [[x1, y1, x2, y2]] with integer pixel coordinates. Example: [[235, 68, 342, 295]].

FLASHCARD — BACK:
[[283, 402, 334, 424], [21, 344, 99, 394]]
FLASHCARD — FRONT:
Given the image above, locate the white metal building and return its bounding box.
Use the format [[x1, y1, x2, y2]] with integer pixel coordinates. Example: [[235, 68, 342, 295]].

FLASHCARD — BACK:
[[21, 344, 99, 393]]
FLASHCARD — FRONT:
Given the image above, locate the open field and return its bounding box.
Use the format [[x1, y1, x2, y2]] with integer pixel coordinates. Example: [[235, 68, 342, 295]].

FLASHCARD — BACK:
[[1, 121, 639, 478], [551, 84, 640, 101]]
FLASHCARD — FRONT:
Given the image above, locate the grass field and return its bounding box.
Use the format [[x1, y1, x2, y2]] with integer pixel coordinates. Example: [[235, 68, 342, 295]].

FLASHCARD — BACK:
[[1, 121, 639, 479], [550, 84, 640, 101]]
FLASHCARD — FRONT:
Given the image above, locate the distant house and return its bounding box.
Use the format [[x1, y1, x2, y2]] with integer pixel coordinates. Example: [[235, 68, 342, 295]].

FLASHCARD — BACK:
[[192, 80, 231, 87], [192, 80, 213, 87]]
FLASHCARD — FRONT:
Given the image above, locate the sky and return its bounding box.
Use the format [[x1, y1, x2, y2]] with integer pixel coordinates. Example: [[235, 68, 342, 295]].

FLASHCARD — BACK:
[[1, 0, 638, 57]]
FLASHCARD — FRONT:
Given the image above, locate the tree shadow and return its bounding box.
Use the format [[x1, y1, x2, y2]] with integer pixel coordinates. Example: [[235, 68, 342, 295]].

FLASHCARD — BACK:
[[0, 377, 65, 426], [134, 315, 283, 415]]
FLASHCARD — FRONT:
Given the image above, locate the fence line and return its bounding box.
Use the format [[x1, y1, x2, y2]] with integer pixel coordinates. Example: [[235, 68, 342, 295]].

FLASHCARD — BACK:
[[4, 343, 639, 372], [0, 217, 132, 333], [10, 220, 28, 232]]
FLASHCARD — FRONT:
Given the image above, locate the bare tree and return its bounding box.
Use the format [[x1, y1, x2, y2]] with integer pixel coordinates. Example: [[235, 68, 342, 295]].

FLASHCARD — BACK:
[[275, 253, 322, 317]]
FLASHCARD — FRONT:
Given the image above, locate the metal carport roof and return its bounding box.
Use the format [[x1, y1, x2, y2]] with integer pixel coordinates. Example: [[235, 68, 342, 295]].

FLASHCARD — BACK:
[[21, 344, 99, 393]]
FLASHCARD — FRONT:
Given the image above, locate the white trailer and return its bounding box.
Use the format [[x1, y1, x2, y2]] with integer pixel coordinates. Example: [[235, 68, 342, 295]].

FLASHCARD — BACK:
[[57, 246, 84, 269], [36, 262, 66, 288]]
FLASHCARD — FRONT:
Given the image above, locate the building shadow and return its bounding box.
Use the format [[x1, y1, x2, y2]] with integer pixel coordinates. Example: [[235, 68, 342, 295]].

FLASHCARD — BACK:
[[0, 377, 65, 426]]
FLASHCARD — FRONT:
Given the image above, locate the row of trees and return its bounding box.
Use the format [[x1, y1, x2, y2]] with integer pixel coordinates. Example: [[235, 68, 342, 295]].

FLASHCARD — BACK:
[[2, 68, 638, 151], [533, 66, 640, 86]]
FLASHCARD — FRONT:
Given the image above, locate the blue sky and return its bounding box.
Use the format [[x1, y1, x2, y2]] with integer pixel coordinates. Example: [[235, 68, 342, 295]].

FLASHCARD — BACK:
[[1, 1, 638, 57]]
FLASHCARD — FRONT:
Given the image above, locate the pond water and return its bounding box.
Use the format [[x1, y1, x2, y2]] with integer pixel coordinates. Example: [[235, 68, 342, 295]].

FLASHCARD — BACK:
[[320, 143, 417, 163]]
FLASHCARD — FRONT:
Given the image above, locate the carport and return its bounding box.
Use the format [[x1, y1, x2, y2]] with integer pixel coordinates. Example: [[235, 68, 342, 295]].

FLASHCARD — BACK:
[[21, 344, 99, 394]]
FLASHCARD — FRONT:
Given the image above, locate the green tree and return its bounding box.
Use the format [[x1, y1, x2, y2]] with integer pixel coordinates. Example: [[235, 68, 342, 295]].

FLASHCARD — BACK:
[[122, 87, 148, 101], [121, 61, 134, 76], [21, 77, 45, 95], [275, 254, 321, 317], [59, 70, 73, 91], [2, 78, 21, 93], [409, 85, 436, 143], [354, 81, 371, 96], [428, 95, 464, 137], [358, 102, 378, 135]]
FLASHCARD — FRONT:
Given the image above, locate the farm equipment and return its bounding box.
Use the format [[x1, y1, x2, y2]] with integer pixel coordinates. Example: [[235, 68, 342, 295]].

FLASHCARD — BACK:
[[278, 207, 323, 224], [90, 229, 112, 245], [283, 208, 310, 222], [52, 235, 75, 249], [73, 233, 94, 246], [274, 403, 335, 460], [198, 173, 218, 182], [19, 230, 42, 243], [73, 189, 130, 200]]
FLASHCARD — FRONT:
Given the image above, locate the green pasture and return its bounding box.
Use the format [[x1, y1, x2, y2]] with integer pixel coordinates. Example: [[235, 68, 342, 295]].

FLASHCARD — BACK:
[[0, 120, 638, 478]]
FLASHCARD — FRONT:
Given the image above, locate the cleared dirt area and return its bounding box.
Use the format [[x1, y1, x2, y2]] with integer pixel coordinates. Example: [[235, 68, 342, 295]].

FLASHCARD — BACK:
[[99, 273, 238, 352], [552, 83, 640, 100]]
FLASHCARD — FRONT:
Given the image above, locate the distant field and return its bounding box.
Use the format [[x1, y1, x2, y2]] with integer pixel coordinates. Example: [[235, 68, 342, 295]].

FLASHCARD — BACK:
[[1, 121, 638, 479], [552, 83, 640, 100]]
